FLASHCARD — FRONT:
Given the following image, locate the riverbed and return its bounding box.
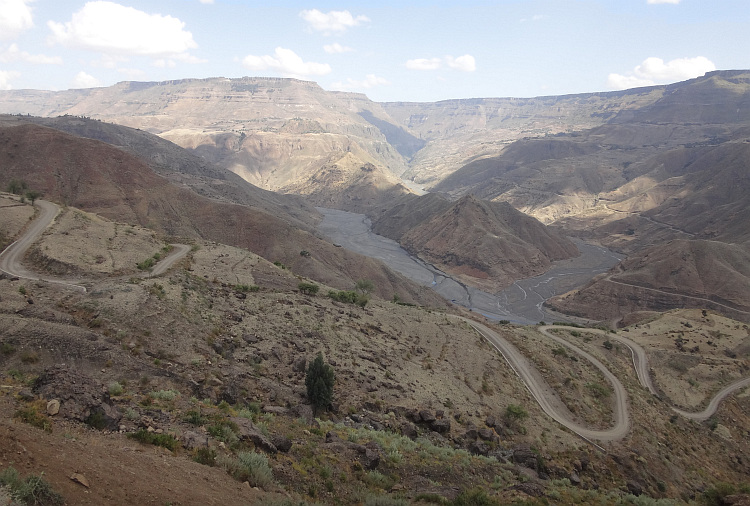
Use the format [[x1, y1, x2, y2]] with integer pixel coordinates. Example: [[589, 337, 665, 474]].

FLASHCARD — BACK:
[[316, 207, 622, 324]]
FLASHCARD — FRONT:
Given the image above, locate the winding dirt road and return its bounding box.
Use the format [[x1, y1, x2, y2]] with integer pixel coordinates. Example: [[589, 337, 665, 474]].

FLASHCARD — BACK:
[[457, 316, 750, 443], [0, 200, 87, 292], [0, 200, 189, 290]]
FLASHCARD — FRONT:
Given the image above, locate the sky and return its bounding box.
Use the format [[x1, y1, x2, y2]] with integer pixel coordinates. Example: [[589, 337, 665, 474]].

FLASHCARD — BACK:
[[0, 0, 748, 102]]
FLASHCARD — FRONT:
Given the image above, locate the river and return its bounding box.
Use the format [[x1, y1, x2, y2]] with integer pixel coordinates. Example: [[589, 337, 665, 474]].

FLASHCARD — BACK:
[[316, 207, 622, 324]]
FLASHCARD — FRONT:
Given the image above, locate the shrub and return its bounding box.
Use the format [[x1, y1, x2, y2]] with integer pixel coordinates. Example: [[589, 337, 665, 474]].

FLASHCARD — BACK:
[[235, 284, 260, 293], [0, 466, 64, 506], [504, 404, 528, 422], [85, 410, 108, 430], [0, 342, 16, 355], [355, 279, 375, 295], [108, 381, 124, 396], [184, 410, 206, 426], [193, 447, 217, 466], [221, 451, 273, 488], [149, 389, 179, 401], [702, 482, 737, 506], [298, 282, 319, 295], [127, 429, 179, 451], [19, 350, 39, 364], [586, 382, 612, 399], [452, 488, 499, 506], [14, 403, 52, 433]]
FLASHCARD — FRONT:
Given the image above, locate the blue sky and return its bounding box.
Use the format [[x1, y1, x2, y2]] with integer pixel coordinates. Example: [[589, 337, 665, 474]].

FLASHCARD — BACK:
[[1, 0, 748, 102]]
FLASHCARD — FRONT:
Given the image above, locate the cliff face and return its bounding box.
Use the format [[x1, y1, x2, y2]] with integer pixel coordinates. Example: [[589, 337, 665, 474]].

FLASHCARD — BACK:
[[0, 77, 411, 192]]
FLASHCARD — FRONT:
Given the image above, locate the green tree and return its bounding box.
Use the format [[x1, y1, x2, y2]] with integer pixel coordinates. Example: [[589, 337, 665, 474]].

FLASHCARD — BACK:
[[355, 279, 375, 295], [25, 190, 41, 205], [305, 352, 335, 414], [6, 179, 27, 195]]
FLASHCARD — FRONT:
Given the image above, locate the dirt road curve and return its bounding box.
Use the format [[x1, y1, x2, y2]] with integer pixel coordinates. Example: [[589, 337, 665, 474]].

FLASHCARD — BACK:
[[458, 317, 629, 443], [0, 200, 87, 292], [458, 317, 750, 443], [0, 200, 189, 290]]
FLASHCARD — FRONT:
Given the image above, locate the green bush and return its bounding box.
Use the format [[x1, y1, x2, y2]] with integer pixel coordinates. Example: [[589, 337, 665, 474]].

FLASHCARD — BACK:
[[127, 429, 179, 451], [451, 488, 499, 506], [193, 447, 217, 467], [702, 482, 737, 506], [108, 381, 124, 396], [298, 282, 319, 295], [0, 466, 64, 506], [504, 404, 528, 422], [14, 404, 52, 433], [327, 290, 368, 307], [220, 451, 273, 488]]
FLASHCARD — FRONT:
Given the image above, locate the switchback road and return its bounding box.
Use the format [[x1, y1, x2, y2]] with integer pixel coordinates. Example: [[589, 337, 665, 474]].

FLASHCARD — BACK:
[[458, 317, 750, 444]]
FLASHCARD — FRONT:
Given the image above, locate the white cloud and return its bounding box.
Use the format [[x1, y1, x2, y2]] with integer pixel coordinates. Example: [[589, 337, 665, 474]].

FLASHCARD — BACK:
[[0, 0, 34, 41], [0, 43, 62, 64], [607, 56, 716, 90], [323, 43, 353, 54], [406, 54, 476, 72], [242, 47, 331, 77], [299, 9, 369, 34], [406, 58, 442, 71], [446, 54, 476, 72], [0, 69, 21, 89], [71, 71, 101, 88], [647, 0, 681, 4], [331, 74, 390, 91], [198, 0, 214, 4], [47, 1, 198, 60]]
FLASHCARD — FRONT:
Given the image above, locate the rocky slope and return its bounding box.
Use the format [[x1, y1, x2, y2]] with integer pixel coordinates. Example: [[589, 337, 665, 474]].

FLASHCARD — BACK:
[[373, 194, 579, 292], [0, 197, 748, 505], [547, 239, 750, 323]]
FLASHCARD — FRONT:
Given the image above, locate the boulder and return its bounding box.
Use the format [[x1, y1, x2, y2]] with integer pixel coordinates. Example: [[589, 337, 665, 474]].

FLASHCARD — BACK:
[[46, 399, 60, 416], [400, 422, 418, 440], [478, 427, 496, 441], [512, 444, 539, 471], [271, 434, 293, 453], [33, 365, 121, 430], [292, 356, 307, 373], [361, 441, 382, 470], [419, 410, 436, 423], [468, 440, 490, 456], [430, 418, 451, 434], [182, 431, 209, 450], [231, 417, 277, 454], [463, 422, 478, 441]]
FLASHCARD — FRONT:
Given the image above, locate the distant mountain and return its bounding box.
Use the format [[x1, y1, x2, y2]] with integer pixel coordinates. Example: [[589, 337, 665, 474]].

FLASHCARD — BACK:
[[373, 194, 578, 292]]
